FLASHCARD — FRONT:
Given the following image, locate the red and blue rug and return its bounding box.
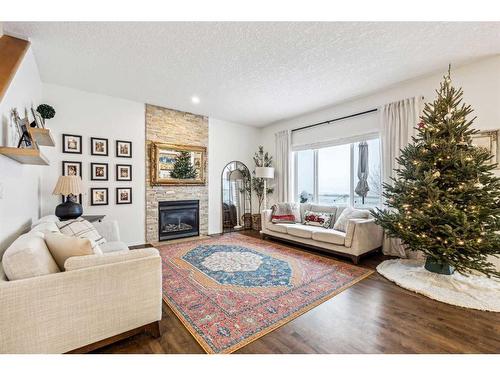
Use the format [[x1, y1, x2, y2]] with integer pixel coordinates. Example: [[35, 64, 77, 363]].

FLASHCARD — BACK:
[[159, 233, 372, 353]]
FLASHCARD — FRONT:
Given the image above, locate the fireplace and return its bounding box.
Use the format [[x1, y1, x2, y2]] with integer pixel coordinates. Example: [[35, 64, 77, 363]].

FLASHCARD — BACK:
[[159, 200, 200, 241]]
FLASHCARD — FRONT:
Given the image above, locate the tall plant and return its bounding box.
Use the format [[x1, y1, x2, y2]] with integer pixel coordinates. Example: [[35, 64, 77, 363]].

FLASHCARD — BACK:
[[250, 146, 274, 213], [372, 67, 500, 277]]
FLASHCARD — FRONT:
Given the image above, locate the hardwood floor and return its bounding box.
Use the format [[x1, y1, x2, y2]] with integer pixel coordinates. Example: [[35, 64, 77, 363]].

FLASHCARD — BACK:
[[94, 231, 500, 354]]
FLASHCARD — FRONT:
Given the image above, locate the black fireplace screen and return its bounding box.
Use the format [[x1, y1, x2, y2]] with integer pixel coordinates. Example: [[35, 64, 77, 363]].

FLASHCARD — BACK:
[[159, 200, 199, 241]]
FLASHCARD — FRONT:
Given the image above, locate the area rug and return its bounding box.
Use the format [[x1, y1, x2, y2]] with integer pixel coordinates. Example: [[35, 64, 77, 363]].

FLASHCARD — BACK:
[[377, 259, 500, 312], [158, 233, 372, 354]]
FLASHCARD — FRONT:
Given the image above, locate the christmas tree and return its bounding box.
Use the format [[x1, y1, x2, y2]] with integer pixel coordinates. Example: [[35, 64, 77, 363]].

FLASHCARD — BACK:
[[170, 151, 197, 179], [372, 67, 500, 277]]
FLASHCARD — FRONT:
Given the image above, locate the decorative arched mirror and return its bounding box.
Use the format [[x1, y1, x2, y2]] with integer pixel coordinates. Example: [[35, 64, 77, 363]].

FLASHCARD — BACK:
[[221, 161, 252, 233]]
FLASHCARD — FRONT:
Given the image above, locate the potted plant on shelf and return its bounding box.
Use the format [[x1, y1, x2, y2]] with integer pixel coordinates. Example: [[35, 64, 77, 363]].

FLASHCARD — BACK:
[[36, 104, 56, 127]]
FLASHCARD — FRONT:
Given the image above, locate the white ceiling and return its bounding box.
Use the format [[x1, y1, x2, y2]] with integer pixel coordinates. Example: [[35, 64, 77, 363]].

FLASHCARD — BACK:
[[4, 22, 500, 127]]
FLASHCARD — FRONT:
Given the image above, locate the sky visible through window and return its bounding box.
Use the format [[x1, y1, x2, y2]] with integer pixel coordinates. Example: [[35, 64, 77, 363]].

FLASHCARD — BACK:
[[296, 138, 381, 206]]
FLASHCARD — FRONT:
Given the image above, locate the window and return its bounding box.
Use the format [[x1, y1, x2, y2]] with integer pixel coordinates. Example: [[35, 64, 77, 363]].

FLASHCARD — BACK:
[[295, 149, 314, 203], [294, 136, 381, 207]]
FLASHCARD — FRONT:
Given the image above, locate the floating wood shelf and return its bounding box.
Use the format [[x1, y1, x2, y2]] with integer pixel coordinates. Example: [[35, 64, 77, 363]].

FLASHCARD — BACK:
[[0, 147, 49, 165], [28, 128, 55, 147]]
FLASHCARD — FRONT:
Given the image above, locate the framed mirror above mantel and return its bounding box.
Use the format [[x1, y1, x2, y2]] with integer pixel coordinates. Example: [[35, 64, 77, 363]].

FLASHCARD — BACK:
[[150, 142, 207, 185]]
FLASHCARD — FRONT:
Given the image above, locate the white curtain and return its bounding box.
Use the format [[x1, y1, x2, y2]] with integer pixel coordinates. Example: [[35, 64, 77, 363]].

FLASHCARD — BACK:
[[275, 130, 292, 203], [380, 96, 422, 257]]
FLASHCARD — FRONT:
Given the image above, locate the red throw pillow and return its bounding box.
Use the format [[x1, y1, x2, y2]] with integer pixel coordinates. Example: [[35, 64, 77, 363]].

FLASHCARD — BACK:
[[271, 214, 296, 223]]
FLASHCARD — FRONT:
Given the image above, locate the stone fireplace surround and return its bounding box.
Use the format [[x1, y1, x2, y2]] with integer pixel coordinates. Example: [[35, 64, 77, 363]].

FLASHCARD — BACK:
[[145, 104, 208, 243]]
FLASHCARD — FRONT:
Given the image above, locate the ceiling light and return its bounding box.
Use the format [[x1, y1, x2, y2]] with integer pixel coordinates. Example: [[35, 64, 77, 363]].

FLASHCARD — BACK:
[[191, 96, 200, 104]]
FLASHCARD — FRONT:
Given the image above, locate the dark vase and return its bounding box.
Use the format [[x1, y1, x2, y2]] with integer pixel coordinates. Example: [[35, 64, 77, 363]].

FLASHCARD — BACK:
[[424, 258, 455, 275], [55, 197, 83, 221]]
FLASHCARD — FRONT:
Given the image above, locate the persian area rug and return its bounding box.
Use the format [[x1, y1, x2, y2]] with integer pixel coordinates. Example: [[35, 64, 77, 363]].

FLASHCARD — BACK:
[[159, 233, 372, 354], [377, 259, 500, 312]]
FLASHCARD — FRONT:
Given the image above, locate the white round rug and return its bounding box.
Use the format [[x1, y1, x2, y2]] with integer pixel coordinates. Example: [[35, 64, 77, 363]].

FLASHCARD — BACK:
[[377, 259, 500, 312]]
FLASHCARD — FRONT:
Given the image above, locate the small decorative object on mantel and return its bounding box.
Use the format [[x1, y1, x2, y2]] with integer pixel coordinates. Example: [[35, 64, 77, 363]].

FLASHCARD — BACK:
[[151, 142, 206, 185], [116, 140, 132, 158], [116, 187, 132, 204], [91, 137, 109, 156], [36, 104, 56, 126], [62, 134, 82, 154], [372, 66, 500, 278], [53, 175, 84, 220]]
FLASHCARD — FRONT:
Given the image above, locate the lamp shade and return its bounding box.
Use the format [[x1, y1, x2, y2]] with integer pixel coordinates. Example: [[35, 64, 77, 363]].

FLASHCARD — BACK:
[[255, 167, 274, 179], [52, 175, 84, 196]]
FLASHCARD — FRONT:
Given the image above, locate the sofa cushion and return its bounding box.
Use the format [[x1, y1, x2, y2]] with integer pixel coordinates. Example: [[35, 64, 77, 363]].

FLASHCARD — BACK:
[[30, 221, 60, 234], [333, 207, 371, 232], [99, 241, 129, 253], [31, 215, 60, 229], [271, 202, 301, 223], [303, 210, 335, 228], [1, 232, 60, 280], [311, 228, 346, 245], [286, 224, 315, 239], [266, 222, 292, 234], [56, 218, 106, 247], [45, 232, 102, 270]]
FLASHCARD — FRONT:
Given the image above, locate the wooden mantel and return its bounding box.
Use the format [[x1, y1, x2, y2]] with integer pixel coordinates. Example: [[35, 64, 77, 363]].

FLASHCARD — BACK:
[[0, 35, 30, 101]]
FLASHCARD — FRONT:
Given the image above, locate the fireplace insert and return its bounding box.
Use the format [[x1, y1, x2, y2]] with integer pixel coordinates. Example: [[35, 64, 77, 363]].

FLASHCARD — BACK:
[[159, 200, 199, 241]]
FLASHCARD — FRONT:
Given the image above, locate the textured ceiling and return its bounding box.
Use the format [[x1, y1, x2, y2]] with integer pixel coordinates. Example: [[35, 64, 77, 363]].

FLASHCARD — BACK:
[[4, 22, 500, 127]]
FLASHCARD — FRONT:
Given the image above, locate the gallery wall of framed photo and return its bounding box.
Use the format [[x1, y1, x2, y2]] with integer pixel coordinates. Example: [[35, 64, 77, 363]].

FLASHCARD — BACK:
[[61, 135, 134, 206], [38, 84, 146, 245]]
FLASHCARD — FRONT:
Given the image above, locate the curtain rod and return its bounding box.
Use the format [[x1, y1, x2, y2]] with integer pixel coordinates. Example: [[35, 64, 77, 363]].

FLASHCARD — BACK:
[[291, 108, 378, 133]]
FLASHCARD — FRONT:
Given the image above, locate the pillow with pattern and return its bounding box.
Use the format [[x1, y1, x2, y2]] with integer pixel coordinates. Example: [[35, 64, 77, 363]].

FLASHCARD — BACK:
[[56, 218, 106, 248], [303, 211, 335, 229]]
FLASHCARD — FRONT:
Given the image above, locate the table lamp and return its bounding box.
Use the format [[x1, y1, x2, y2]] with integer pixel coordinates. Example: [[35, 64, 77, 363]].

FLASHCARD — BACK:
[[52, 175, 84, 220]]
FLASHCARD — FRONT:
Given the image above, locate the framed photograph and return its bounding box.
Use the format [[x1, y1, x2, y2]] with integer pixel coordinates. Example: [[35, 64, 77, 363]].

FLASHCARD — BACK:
[[91, 162, 108, 181], [62, 161, 82, 177], [90, 188, 108, 206], [151, 142, 206, 185], [116, 140, 132, 158], [91, 137, 109, 156], [31, 107, 44, 129], [116, 187, 132, 204], [62, 161, 82, 204], [471, 130, 499, 166], [116, 164, 132, 181], [62, 134, 82, 154]]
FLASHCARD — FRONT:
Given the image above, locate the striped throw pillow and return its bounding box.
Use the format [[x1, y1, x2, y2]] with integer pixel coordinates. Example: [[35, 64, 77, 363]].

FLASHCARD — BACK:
[[56, 218, 106, 247]]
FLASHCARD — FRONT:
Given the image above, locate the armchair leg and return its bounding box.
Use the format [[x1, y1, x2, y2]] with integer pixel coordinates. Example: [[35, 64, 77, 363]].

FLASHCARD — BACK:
[[350, 255, 360, 265], [145, 321, 161, 338]]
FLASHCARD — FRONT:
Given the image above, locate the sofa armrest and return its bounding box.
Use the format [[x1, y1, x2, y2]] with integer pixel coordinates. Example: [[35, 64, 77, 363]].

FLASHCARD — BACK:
[[345, 218, 383, 255], [64, 248, 159, 271], [261, 209, 272, 230], [92, 220, 120, 242], [0, 251, 162, 353]]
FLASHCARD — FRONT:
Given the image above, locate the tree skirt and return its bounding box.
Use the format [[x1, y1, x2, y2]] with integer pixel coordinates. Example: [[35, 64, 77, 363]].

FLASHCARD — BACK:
[[377, 259, 500, 312]]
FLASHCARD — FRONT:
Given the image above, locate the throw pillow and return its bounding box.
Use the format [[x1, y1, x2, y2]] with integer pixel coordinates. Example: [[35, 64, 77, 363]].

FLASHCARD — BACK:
[[333, 207, 370, 232], [44, 232, 102, 270], [271, 202, 300, 223], [303, 211, 335, 229], [56, 218, 106, 247], [2, 232, 60, 281]]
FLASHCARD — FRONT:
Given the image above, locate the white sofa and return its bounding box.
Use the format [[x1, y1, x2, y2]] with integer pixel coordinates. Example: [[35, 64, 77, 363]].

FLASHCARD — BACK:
[[0, 217, 162, 353], [261, 203, 383, 264]]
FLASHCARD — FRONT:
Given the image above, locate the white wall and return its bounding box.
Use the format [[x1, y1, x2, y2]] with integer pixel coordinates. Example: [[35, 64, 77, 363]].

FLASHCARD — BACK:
[[260, 56, 500, 202], [40, 84, 146, 246], [0, 47, 42, 254], [208, 118, 260, 234]]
